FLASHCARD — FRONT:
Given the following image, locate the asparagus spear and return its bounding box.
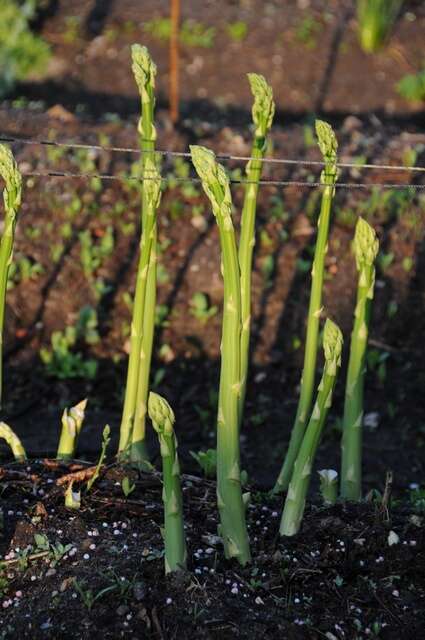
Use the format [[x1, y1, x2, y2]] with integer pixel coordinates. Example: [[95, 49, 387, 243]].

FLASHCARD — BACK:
[[273, 120, 338, 495], [280, 319, 343, 537], [57, 399, 87, 461], [0, 145, 22, 406], [191, 145, 251, 565], [238, 74, 274, 425], [0, 422, 26, 461], [118, 46, 161, 464], [131, 44, 159, 467], [148, 391, 187, 574], [341, 217, 379, 501]]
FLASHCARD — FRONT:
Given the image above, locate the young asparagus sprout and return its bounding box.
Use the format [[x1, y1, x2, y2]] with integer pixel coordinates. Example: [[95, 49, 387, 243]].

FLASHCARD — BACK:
[[57, 399, 88, 461], [341, 218, 379, 501], [280, 319, 343, 537], [0, 145, 22, 405], [273, 120, 338, 495], [191, 145, 251, 566], [118, 43, 161, 467], [148, 391, 187, 574], [0, 422, 26, 461], [238, 74, 275, 425], [318, 469, 338, 505]]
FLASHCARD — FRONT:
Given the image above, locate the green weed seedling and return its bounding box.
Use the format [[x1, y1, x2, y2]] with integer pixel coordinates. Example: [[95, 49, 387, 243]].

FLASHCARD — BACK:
[[121, 476, 136, 498], [190, 448, 217, 478], [226, 21, 248, 42], [397, 69, 425, 102], [40, 308, 99, 380], [189, 292, 218, 323]]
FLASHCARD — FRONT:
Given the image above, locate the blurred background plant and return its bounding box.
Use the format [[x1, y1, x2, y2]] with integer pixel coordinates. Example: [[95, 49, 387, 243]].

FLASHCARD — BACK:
[[356, 0, 403, 53], [0, 0, 51, 98]]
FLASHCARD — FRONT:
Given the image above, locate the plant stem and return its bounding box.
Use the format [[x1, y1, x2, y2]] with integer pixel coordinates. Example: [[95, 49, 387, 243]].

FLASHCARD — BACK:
[[273, 120, 338, 495], [280, 319, 343, 537], [0, 145, 22, 406], [238, 74, 274, 425], [191, 145, 251, 565], [118, 45, 160, 462], [341, 217, 378, 501], [148, 391, 187, 574]]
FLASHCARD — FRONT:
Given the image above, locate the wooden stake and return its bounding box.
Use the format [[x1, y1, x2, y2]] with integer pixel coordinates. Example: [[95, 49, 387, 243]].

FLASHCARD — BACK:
[[169, 0, 181, 124]]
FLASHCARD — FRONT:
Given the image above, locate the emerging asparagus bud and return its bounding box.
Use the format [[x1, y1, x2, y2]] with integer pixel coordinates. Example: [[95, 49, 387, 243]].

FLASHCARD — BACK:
[[148, 391, 175, 437], [353, 217, 379, 272], [0, 422, 27, 461], [315, 119, 338, 161], [323, 318, 343, 376], [148, 392, 187, 574], [65, 481, 81, 509], [190, 145, 233, 225], [318, 469, 338, 505], [57, 399, 88, 461], [247, 73, 275, 139], [131, 44, 157, 102], [0, 144, 22, 213]]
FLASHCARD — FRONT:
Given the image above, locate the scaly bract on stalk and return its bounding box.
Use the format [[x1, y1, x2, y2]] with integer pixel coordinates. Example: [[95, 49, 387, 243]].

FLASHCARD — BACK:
[[57, 399, 87, 461], [119, 45, 160, 466], [341, 217, 379, 501], [0, 421, 26, 461], [273, 120, 338, 495], [191, 145, 251, 565], [238, 74, 274, 425], [280, 319, 343, 536], [0, 145, 22, 406], [148, 391, 187, 574]]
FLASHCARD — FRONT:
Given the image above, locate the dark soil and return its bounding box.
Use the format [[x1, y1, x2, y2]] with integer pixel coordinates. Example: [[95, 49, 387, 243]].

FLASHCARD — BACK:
[[1, 461, 425, 639]]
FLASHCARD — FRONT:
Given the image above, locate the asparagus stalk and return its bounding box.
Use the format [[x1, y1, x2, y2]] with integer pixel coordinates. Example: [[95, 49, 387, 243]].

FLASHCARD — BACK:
[[191, 145, 251, 565], [238, 74, 274, 425], [341, 217, 379, 501], [318, 469, 338, 505], [0, 145, 22, 406], [273, 120, 338, 495], [118, 44, 161, 463], [148, 391, 187, 574], [131, 44, 159, 467], [0, 422, 26, 461], [280, 319, 343, 537], [57, 399, 87, 461]]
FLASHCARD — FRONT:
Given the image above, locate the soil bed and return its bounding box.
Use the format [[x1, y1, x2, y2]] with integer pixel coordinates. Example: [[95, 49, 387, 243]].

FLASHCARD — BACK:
[[1, 460, 425, 639]]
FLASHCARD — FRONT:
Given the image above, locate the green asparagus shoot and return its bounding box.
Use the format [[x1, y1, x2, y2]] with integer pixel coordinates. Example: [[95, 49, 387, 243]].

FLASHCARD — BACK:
[[238, 74, 275, 425], [273, 120, 338, 495], [191, 145, 251, 565], [118, 45, 161, 467], [57, 399, 88, 461], [0, 421, 26, 461], [341, 218, 379, 501], [280, 319, 343, 537], [318, 469, 338, 505], [148, 391, 187, 574], [356, 0, 403, 53], [0, 144, 22, 405]]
